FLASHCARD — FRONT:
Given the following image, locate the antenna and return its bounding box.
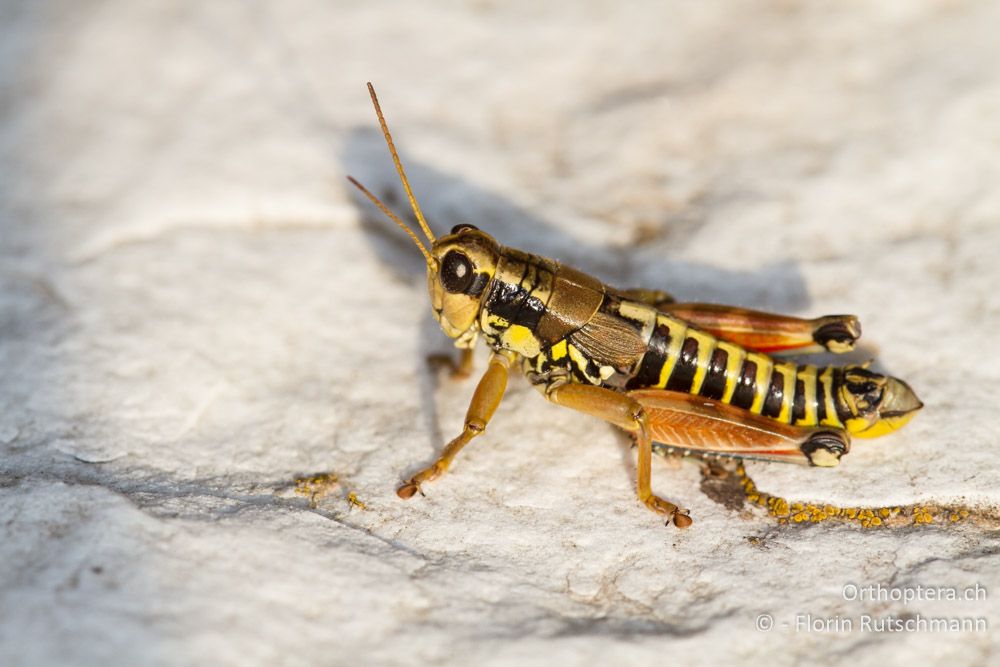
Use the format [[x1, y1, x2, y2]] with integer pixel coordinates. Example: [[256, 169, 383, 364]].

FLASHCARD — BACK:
[[346, 176, 434, 265], [366, 82, 436, 243]]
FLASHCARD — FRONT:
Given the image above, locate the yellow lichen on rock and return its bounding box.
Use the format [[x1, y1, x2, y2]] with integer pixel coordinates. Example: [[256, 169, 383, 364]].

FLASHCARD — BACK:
[[735, 465, 973, 529]]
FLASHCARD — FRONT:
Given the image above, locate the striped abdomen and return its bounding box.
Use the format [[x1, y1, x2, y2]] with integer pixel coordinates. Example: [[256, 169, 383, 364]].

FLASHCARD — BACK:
[[625, 313, 844, 429]]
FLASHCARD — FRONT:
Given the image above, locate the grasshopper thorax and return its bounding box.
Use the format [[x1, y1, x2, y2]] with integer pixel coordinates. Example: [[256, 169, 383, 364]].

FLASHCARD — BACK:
[[428, 224, 500, 344]]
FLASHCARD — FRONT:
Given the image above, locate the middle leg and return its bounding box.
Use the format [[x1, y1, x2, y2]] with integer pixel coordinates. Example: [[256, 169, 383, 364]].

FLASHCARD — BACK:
[[428, 347, 475, 379]]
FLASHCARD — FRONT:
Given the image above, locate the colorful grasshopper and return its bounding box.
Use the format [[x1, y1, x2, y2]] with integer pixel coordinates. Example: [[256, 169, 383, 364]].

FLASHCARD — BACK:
[[349, 83, 923, 528]]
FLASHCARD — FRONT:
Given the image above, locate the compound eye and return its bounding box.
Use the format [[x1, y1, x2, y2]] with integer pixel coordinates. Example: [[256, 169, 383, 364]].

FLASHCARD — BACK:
[[450, 224, 479, 234], [441, 250, 474, 293]]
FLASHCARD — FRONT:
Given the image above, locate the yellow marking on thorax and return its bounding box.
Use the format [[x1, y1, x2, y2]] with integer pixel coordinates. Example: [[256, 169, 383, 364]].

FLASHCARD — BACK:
[[818, 367, 840, 427], [747, 353, 773, 413], [717, 341, 745, 402], [687, 330, 718, 395], [550, 339, 568, 361], [519, 262, 538, 294], [481, 312, 511, 336], [568, 343, 600, 384], [655, 316, 688, 389], [501, 324, 541, 358], [530, 268, 553, 305], [796, 365, 819, 426], [493, 256, 528, 298], [776, 362, 797, 423]]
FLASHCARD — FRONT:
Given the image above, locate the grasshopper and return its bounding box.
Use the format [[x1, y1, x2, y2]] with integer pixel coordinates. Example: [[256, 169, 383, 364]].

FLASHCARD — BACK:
[[348, 83, 923, 528]]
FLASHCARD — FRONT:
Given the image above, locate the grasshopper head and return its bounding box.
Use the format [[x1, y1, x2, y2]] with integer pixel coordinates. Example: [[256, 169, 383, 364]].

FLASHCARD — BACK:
[[838, 367, 923, 438], [427, 224, 499, 344], [348, 85, 502, 347]]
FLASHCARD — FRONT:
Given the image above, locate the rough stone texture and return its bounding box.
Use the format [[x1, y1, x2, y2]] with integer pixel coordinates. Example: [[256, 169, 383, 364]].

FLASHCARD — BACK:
[[2, 2, 999, 665]]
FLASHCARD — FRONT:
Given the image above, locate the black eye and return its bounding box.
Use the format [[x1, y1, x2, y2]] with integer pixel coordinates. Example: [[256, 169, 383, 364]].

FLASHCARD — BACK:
[[441, 250, 474, 293], [450, 224, 479, 234]]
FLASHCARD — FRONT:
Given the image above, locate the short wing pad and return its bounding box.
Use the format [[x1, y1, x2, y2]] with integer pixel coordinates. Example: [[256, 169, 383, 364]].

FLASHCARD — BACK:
[[628, 389, 850, 466]]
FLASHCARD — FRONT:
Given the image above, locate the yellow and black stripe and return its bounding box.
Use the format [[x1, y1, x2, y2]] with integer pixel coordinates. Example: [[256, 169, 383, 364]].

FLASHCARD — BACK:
[[478, 248, 556, 352], [624, 313, 845, 429]]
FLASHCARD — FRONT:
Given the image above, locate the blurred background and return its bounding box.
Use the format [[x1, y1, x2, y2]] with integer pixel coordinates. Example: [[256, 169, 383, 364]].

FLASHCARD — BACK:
[[2, 2, 999, 665]]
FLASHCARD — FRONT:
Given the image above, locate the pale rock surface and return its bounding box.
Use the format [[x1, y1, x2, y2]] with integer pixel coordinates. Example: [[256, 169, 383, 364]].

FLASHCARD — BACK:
[[1, 2, 999, 666]]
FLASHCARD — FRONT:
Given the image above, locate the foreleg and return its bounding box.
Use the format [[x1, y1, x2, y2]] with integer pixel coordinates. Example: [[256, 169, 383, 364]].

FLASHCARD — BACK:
[[398, 352, 511, 498]]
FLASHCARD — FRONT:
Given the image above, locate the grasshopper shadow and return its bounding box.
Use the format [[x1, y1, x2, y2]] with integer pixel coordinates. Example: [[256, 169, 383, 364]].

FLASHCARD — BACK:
[[343, 127, 812, 308]]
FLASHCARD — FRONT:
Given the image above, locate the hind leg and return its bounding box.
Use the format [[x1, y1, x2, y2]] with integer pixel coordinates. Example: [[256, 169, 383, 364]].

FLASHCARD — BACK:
[[659, 303, 861, 354], [543, 383, 692, 527]]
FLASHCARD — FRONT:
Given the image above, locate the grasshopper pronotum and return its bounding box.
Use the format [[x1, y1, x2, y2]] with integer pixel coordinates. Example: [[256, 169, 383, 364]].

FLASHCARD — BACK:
[[348, 83, 923, 528]]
